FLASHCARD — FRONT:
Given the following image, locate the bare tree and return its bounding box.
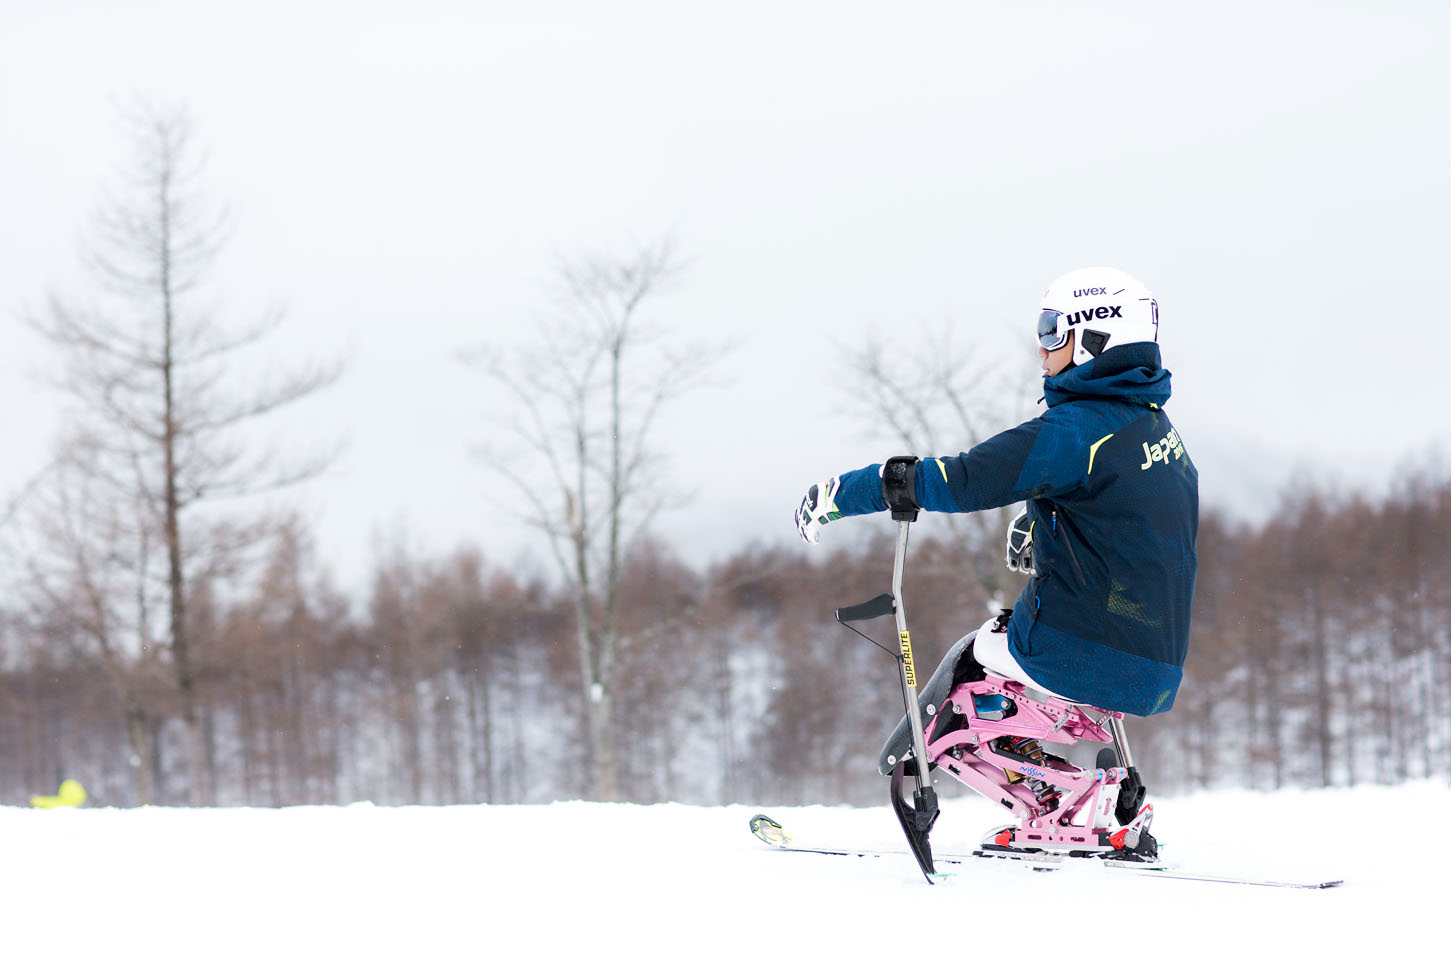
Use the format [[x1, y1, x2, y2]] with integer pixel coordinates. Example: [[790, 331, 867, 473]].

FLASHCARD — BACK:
[[839, 319, 1040, 605], [25, 100, 341, 804], [8, 435, 171, 802], [464, 238, 713, 801]]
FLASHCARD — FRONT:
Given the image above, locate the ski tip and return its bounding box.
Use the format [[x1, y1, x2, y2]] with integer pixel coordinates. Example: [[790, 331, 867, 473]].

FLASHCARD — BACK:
[[748, 813, 792, 846]]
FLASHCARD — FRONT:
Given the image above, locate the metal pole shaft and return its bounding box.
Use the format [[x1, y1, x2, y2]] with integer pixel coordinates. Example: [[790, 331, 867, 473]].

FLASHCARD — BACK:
[[892, 520, 934, 791], [1109, 716, 1136, 769]]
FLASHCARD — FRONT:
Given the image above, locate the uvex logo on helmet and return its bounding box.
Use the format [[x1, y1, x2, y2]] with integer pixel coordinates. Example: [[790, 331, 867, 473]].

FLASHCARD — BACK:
[[1065, 305, 1123, 325]]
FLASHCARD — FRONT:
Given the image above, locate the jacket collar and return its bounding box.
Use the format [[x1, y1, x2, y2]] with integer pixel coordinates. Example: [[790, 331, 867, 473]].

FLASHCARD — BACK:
[[1043, 341, 1172, 409]]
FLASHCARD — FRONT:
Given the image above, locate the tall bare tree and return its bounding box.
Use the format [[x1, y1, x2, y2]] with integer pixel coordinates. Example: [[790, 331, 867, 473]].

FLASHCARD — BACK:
[[465, 238, 713, 801], [26, 100, 341, 804]]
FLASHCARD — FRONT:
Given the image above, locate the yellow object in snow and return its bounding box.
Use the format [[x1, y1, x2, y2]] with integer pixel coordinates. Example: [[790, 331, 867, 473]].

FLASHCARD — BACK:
[[31, 779, 87, 809]]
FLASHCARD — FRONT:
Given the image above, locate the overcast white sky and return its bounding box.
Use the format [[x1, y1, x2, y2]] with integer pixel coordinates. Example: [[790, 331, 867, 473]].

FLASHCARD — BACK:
[[3, 1, 1449, 592]]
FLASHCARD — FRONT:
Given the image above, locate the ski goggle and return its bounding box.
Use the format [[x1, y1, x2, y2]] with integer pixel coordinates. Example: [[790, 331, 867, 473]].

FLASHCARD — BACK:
[[1037, 310, 1070, 351]]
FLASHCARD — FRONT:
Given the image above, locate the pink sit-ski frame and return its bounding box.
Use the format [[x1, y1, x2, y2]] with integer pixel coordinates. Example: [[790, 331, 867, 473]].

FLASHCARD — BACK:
[[922, 673, 1127, 851]]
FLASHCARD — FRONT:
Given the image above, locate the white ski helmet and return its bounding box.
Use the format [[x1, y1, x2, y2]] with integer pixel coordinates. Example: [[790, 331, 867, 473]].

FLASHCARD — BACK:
[[1038, 267, 1158, 368]]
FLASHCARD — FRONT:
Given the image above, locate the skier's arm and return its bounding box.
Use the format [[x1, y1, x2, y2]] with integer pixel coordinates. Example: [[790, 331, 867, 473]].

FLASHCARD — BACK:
[[794, 414, 1083, 542], [914, 416, 1070, 512], [820, 416, 1077, 515]]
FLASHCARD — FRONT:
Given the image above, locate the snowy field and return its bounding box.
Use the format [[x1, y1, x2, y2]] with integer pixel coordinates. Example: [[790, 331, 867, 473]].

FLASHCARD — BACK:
[[4, 783, 1441, 965]]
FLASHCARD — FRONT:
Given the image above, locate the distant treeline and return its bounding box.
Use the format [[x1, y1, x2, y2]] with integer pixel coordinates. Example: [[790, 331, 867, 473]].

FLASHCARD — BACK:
[[3, 472, 1449, 807]]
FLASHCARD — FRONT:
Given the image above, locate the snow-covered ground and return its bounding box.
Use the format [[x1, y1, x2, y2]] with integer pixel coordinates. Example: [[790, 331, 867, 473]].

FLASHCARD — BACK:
[[4, 783, 1440, 965]]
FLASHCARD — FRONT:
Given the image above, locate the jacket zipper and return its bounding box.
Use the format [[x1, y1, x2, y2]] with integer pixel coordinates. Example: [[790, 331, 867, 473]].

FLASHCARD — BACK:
[[1052, 509, 1088, 584]]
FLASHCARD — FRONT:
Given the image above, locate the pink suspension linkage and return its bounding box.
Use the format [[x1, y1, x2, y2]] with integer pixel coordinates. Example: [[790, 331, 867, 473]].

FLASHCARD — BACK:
[[923, 674, 1140, 851]]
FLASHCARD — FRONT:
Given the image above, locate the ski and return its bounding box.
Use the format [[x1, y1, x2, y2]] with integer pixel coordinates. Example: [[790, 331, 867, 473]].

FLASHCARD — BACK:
[[748, 814, 1344, 890], [1097, 864, 1344, 890]]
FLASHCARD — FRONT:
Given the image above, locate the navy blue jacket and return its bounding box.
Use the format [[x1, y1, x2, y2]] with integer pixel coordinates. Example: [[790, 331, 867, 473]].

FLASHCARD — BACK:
[[832, 342, 1198, 715]]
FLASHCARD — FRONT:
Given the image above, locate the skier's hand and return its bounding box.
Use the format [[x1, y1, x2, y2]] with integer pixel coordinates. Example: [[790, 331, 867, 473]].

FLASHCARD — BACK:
[[1005, 509, 1035, 575], [795, 476, 842, 544]]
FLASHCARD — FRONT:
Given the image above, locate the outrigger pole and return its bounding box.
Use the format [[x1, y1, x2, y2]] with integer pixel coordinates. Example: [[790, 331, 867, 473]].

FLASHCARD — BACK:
[[834, 456, 938, 882]]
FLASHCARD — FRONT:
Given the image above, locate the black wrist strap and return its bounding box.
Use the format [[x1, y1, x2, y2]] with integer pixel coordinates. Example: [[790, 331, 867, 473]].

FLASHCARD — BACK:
[[882, 456, 920, 522]]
